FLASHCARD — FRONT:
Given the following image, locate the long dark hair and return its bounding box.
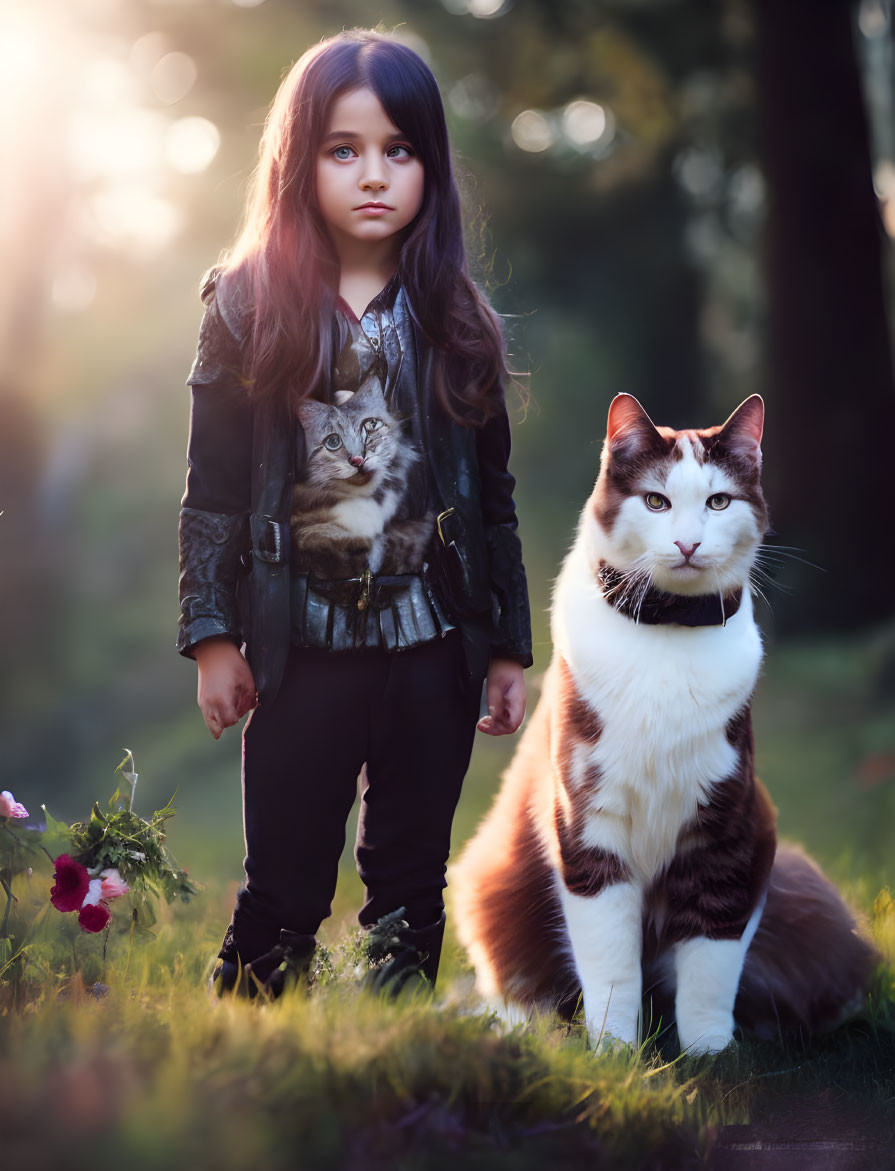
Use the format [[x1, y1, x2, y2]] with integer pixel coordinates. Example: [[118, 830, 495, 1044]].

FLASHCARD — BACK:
[[222, 29, 506, 424]]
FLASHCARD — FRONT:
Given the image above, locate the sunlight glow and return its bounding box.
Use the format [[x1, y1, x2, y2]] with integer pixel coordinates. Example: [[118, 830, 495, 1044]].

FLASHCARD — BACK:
[[130, 32, 172, 77], [51, 264, 97, 312], [68, 109, 167, 180], [90, 186, 184, 253], [166, 117, 221, 174], [0, 13, 43, 95], [150, 52, 198, 105], [0, 4, 224, 262]]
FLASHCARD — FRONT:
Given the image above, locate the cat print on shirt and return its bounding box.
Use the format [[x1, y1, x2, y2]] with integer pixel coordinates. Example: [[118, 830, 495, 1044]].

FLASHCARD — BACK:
[[452, 393, 875, 1054], [291, 375, 432, 580]]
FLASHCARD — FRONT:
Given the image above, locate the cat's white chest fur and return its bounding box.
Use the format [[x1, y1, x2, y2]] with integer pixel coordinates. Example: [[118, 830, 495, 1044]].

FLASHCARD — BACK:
[[552, 537, 763, 881], [330, 486, 400, 538]]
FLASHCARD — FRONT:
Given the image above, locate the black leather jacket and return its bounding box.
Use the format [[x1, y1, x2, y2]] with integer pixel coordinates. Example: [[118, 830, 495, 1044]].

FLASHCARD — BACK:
[[177, 268, 532, 702]]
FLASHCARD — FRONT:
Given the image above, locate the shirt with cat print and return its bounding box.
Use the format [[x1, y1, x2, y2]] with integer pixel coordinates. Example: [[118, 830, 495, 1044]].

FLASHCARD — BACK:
[[289, 280, 452, 652]]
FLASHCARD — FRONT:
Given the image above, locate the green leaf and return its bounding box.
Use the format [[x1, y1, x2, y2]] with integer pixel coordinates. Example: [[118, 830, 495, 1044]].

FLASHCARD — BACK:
[[40, 805, 73, 856]]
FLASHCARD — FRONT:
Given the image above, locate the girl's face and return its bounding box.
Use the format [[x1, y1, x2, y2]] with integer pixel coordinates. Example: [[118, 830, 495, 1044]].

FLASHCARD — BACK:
[[316, 86, 425, 263]]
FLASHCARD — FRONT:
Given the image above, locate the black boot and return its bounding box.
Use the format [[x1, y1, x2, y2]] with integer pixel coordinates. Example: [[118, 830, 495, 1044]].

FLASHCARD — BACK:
[[363, 909, 446, 996], [210, 928, 316, 1000], [247, 929, 316, 998]]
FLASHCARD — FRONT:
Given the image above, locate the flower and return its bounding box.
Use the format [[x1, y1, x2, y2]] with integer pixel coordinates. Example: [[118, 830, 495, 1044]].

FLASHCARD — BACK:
[[50, 854, 90, 912], [81, 878, 104, 907], [0, 790, 28, 819], [99, 868, 129, 900], [78, 903, 111, 933]]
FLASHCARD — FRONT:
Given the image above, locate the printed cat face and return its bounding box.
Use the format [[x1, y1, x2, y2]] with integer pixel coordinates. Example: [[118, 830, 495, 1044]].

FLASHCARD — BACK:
[[589, 394, 768, 596], [298, 376, 398, 492]]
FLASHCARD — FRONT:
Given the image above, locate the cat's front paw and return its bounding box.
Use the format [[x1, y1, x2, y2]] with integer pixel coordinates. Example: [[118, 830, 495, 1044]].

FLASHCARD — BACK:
[[591, 1031, 637, 1057], [678, 1029, 735, 1056]]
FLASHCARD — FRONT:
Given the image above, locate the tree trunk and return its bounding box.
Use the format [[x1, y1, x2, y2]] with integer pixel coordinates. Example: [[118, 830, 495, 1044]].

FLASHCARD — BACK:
[[753, 0, 895, 633]]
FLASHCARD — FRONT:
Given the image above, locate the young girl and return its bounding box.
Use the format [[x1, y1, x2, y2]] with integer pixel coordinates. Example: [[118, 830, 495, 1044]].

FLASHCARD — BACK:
[[177, 29, 532, 996]]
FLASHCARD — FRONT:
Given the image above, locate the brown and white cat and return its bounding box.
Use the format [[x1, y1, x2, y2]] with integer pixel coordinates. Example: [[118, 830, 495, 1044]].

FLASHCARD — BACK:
[[452, 393, 875, 1054], [291, 376, 432, 579]]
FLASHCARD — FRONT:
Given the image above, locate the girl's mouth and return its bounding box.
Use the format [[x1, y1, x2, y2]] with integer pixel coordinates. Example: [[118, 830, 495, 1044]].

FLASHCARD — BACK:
[[355, 202, 393, 215]]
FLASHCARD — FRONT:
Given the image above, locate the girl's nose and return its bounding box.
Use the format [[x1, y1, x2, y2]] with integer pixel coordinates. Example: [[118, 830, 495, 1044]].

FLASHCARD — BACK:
[[360, 156, 387, 190]]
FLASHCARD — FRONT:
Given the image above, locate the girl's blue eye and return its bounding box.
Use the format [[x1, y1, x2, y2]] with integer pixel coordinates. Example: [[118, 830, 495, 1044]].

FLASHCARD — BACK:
[[387, 143, 414, 159], [332, 146, 354, 161]]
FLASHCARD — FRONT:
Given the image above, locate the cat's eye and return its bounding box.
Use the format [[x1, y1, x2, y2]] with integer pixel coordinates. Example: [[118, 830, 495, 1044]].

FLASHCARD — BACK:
[[644, 493, 671, 512], [324, 434, 342, 451], [362, 418, 381, 433], [707, 493, 731, 511]]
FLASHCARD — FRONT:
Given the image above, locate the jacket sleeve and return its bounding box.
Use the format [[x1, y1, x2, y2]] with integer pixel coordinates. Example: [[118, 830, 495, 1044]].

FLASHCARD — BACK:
[[177, 275, 254, 657], [475, 394, 533, 668]]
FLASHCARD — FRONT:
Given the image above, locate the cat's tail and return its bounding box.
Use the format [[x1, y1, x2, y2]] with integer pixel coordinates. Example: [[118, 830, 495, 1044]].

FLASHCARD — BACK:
[[734, 844, 878, 1040]]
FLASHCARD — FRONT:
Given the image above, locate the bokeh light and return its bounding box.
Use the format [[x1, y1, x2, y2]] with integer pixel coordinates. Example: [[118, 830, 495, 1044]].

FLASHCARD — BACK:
[[89, 186, 183, 253], [440, 0, 511, 16], [511, 109, 555, 153], [449, 74, 499, 122], [859, 0, 889, 38], [149, 51, 198, 105], [562, 99, 607, 146], [166, 117, 221, 174], [68, 108, 167, 180], [468, 0, 511, 16]]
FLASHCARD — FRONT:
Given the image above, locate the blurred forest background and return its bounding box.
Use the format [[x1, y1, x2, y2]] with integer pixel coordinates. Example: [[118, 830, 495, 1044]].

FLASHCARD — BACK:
[[1, 0, 894, 917]]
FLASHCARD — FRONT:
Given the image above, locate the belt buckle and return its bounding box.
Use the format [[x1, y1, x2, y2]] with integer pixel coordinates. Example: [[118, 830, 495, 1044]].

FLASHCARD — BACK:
[[357, 567, 373, 612], [436, 507, 455, 546]]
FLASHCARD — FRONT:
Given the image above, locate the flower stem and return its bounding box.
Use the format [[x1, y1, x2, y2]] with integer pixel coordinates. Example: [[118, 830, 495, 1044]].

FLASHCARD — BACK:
[[3, 821, 56, 864], [0, 874, 16, 938]]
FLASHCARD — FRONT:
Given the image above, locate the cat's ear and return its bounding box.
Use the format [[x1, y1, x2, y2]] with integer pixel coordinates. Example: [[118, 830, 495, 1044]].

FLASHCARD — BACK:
[[353, 374, 386, 404], [297, 398, 330, 429], [606, 394, 662, 459], [716, 395, 764, 467]]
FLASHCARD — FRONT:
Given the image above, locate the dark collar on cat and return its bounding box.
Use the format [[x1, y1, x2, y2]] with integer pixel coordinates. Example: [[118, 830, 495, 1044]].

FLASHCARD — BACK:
[[597, 562, 743, 627]]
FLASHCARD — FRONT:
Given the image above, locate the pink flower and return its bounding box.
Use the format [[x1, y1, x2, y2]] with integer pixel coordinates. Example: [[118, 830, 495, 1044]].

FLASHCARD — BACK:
[[50, 854, 90, 913], [81, 878, 104, 907], [99, 868, 129, 900], [78, 903, 110, 933], [0, 790, 28, 819]]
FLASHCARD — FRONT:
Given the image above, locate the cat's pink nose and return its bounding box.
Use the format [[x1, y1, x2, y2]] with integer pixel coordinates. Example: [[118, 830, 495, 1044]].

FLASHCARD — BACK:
[[674, 540, 701, 562], [349, 455, 364, 467]]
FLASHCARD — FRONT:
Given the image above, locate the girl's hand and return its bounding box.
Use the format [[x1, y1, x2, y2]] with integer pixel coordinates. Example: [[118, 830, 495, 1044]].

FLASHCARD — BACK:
[[477, 658, 526, 736], [193, 636, 258, 739]]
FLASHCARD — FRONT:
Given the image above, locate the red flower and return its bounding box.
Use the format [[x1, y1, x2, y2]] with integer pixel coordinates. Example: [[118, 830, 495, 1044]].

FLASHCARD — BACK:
[[50, 854, 90, 913], [78, 903, 111, 933]]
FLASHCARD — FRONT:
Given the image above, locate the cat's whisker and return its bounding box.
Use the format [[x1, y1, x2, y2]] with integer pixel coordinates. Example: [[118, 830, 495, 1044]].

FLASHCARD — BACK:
[[632, 570, 654, 624], [747, 573, 774, 610], [748, 562, 794, 597], [755, 547, 827, 574]]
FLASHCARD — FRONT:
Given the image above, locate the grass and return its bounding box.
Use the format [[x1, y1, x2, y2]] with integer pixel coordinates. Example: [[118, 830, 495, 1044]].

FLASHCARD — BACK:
[[1, 893, 893, 1170], [2, 624, 895, 1169]]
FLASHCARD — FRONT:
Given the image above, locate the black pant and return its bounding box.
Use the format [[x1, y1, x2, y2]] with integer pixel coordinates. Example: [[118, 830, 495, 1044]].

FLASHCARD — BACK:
[[226, 629, 484, 964]]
